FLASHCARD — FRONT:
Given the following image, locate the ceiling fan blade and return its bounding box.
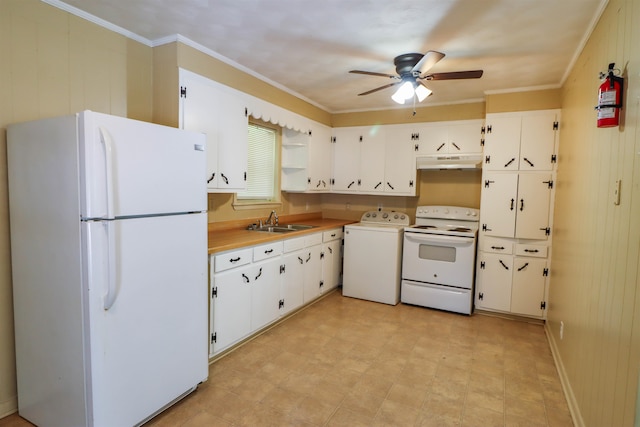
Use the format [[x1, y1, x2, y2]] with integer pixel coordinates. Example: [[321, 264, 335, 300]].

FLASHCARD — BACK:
[[357, 82, 400, 96], [424, 70, 484, 80], [350, 70, 398, 79], [412, 50, 445, 75]]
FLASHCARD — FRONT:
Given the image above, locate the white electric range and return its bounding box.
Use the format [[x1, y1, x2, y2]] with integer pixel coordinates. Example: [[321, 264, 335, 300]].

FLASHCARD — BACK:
[[401, 205, 480, 315]]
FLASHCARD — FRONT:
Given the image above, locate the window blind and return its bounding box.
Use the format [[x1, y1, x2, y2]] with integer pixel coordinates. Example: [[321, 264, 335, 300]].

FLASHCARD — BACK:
[[237, 124, 276, 200]]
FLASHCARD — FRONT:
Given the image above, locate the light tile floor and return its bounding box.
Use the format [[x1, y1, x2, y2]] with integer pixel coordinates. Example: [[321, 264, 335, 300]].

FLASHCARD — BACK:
[[1, 290, 573, 427]]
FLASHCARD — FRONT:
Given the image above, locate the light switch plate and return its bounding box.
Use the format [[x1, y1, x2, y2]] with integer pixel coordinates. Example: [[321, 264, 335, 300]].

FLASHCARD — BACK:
[[614, 179, 621, 205]]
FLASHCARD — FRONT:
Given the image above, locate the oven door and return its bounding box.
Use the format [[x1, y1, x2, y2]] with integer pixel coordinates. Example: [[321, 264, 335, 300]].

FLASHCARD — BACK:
[[402, 231, 476, 289]]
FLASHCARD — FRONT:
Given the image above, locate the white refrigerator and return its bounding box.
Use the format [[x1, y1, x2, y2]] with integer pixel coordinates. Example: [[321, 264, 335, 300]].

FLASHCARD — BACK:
[[7, 111, 209, 426]]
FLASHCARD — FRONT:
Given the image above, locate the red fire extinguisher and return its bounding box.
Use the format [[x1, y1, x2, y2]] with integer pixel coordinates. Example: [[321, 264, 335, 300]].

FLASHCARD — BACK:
[[595, 63, 624, 128]]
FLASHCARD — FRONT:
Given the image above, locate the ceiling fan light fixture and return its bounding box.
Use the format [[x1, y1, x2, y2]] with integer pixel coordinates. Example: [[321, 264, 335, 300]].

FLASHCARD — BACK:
[[391, 80, 414, 104], [415, 84, 432, 102]]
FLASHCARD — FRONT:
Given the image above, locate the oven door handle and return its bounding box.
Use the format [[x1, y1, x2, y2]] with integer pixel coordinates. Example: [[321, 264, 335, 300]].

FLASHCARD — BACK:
[[404, 232, 474, 247]]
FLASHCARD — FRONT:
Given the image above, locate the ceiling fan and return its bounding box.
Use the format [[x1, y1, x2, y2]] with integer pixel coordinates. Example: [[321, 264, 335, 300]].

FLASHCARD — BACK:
[[350, 51, 483, 104]]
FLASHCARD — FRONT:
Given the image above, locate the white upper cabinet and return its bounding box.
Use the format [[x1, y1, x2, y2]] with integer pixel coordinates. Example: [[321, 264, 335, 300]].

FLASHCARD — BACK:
[[332, 125, 416, 196], [413, 120, 484, 156], [481, 172, 553, 240], [179, 69, 248, 192], [484, 110, 559, 171], [307, 122, 332, 192]]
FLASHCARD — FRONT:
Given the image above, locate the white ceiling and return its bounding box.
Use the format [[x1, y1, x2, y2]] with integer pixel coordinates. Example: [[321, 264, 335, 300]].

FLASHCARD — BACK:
[[50, 0, 606, 113]]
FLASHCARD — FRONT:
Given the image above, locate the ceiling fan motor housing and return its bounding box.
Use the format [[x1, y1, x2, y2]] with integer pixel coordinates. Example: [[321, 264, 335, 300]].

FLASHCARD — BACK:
[[394, 53, 424, 76]]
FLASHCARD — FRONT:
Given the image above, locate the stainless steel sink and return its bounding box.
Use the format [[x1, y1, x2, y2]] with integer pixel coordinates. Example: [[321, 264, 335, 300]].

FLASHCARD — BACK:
[[248, 224, 316, 233]]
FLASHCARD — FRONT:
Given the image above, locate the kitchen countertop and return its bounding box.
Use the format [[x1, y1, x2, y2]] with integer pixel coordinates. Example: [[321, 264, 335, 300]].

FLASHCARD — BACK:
[[207, 214, 355, 254]]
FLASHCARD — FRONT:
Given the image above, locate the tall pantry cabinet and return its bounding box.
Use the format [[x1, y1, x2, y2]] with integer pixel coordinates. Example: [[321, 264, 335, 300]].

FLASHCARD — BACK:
[[475, 109, 560, 319]]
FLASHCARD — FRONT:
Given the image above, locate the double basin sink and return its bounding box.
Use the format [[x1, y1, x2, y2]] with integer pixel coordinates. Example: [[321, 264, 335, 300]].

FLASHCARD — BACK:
[[247, 224, 316, 234]]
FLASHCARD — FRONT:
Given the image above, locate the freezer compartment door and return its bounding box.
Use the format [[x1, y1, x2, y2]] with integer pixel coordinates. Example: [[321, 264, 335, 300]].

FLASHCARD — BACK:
[[80, 111, 207, 219], [84, 213, 208, 426]]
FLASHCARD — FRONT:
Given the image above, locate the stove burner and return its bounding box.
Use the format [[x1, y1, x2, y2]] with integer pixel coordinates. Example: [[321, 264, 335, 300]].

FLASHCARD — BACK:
[[448, 227, 471, 232]]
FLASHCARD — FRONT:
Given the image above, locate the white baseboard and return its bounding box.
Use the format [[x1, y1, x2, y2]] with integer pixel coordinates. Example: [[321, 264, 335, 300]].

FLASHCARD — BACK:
[[545, 322, 584, 427], [0, 396, 18, 419]]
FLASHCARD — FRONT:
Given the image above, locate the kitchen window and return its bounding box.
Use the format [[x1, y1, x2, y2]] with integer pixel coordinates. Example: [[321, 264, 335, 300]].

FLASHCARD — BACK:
[[234, 120, 281, 209]]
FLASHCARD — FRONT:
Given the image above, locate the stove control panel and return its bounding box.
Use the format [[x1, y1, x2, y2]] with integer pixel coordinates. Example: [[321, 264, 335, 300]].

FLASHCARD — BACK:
[[360, 210, 410, 226], [415, 205, 479, 221]]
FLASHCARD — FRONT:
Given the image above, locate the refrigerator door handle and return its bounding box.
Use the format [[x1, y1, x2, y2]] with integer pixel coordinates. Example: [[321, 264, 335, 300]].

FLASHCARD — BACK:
[[98, 127, 116, 219], [104, 221, 118, 310]]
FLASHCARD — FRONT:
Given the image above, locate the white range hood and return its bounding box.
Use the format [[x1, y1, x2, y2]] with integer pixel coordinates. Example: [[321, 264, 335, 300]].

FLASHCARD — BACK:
[[416, 153, 482, 170]]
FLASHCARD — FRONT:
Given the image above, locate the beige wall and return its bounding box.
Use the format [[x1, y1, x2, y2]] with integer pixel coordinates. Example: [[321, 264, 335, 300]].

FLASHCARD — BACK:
[[547, 0, 640, 425], [0, 0, 153, 417]]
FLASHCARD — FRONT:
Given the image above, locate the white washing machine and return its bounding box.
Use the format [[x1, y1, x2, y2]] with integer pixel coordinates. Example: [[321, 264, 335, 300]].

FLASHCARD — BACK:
[[342, 210, 409, 305]]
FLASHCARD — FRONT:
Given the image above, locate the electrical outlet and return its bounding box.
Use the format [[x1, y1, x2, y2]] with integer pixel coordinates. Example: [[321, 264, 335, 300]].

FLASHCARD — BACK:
[[560, 321, 564, 340], [613, 179, 621, 205]]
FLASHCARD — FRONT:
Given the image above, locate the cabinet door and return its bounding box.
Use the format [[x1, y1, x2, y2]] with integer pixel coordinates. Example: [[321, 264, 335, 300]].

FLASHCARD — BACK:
[[359, 127, 386, 193], [415, 124, 449, 155], [281, 250, 305, 315], [250, 258, 281, 331], [515, 173, 552, 239], [520, 111, 558, 171], [303, 244, 323, 303], [476, 253, 512, 312], [480, 172, 518, 238], [308, 122, 332, 191], [212, 265, 252, 353], [483, 116, 521, 170], [332, 128, 361, 192], [216, 90, 248, 191], [180, 72, 221, 189], [384, 135, 416, 195], [321, 239, 342, 292], [511, 257, 547, 317], [448, 121, 483, 154]]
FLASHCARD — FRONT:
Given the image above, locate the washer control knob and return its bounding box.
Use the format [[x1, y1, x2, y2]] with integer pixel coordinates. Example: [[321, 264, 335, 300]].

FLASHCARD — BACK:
[[372, 213, 377, 218], [382, 213, 389, 219], [365, 213, 371, 217]]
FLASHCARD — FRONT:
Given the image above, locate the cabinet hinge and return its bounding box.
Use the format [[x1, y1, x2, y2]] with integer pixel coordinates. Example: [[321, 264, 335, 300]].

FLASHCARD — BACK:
[[319, 280, 324, 288], [409, 180, 414, 187], [414, 144, 419, 152], [482, 224, 492, 232], [487, 125, 492, 133], [180, 86, 187, 98], [320, 252, 325, 260], [479, 292, 484, 300], [481, 138, 485, 147], [543, 268, 549, 277], [244, 171, 247, 181], [212, 287, 217, 298], [244, 107, 248, 117], [553, 121, 559, 130], [484, 179, 494, 188], [485, 155, 491, 164], [331, 136, 336, 143], [211, 332, 217, 343], [411, 133, 420, 141], [543, 180, 554, 189], [481, 126, 486, 134], [308, 130, 312, 136], [551, 154, 557, 164], [308, 177, 311, 184], [331, 178, 335, 185], [279, 299, 285, 309], [359, 135, 363, 142], [280, 265, 285, 274], [541, 227, 551, 236], [480, 261, 486, 269], [541, 301, 547, 310]]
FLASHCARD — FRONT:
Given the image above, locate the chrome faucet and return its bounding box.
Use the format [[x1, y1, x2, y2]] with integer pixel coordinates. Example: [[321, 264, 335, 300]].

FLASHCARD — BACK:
[[266, 210, 279, 226]]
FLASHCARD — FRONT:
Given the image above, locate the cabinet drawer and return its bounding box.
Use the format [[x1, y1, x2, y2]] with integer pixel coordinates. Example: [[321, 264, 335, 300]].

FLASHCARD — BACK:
[[253, 241, 283, 261], [283, 236, 305, 253], [305, 232, 323, 247], [515, 244, 548, 258], [214, 248, 252, 272], [483, 238, 513, 254], [323, 228, 343, 242]]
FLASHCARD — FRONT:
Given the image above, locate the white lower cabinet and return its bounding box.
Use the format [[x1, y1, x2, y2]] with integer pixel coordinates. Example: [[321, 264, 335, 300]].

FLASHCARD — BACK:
[[475, 240, 549, 318], [210, 229, 343, 356], [321, 228, 343, 292]]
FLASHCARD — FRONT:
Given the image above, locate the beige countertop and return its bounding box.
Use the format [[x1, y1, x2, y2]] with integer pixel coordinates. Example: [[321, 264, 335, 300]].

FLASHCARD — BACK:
[[207, 213, 355, 254]]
